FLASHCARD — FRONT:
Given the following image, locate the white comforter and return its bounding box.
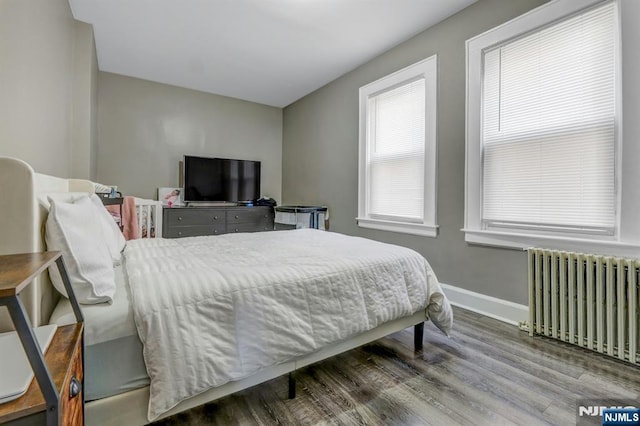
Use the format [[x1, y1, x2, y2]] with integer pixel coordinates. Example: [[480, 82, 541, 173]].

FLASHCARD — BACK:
[[124, 229, 452, 421]]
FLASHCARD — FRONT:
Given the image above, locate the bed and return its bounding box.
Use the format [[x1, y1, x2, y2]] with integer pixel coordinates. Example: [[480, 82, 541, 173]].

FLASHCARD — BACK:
[[0, 157, 453, 425]]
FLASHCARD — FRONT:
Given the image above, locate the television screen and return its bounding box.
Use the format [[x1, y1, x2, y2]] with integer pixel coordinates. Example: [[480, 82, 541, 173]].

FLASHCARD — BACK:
[[183, 155, 261, 203]]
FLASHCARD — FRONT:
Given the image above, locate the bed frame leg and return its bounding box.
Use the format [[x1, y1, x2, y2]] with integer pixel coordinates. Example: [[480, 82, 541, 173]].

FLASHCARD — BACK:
[[414, 322, 424, 351], [288, 372, 296, 399]]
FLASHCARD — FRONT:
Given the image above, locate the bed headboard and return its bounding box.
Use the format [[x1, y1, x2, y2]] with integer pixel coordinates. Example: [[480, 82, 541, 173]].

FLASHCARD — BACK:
[[0, 157, 94, 332]]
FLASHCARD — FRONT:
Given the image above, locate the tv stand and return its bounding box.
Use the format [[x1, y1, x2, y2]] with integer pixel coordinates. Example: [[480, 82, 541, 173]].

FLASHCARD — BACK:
[[162, 205, 274, 238]]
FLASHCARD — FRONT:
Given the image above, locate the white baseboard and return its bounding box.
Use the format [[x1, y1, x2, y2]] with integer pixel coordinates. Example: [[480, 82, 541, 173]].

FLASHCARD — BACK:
[[439, 283, 528, 326]]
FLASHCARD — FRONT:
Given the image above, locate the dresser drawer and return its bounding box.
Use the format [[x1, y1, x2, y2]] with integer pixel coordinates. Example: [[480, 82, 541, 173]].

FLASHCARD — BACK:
[[164, 208, 225, 227], [228, 221, 273, 233], [226, 208, 274, 224], [164, 225, 225, 238], [59, 337, 83, 426]]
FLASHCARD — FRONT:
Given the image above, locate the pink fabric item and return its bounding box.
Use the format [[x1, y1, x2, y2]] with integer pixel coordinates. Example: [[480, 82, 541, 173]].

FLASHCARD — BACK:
[[106, 196, 139, 240]]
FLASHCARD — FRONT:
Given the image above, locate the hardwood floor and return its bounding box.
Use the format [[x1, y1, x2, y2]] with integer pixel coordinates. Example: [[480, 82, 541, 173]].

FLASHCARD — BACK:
[[153, 307, 640, 425]]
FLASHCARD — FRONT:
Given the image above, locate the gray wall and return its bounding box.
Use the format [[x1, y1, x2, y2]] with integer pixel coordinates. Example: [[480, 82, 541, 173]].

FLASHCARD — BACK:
[[282, 0, 548, 305], [96, 72, 283, 201], [71, 22, 99, 180], [0, 0, 97, 178]]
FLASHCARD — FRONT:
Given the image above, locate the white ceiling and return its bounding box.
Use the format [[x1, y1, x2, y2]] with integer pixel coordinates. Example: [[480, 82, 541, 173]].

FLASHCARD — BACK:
[[68, 0, 476, 107]]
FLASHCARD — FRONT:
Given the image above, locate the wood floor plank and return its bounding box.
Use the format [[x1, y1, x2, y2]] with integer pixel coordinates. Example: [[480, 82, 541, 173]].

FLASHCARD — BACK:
[[446, 319, 586, 379], [375, 334, 557, 416], [349, 343, 527, 425], [422, 321, 636, 403], [323, 352, 471, 425], [364, 344, 551, 426], [295, 364, 376, 425], [153, 307, 640, 425], [452, 309, 640, 384], [461, 320, 640, 387], [577, 372, 639, 399], [404, 328, 586, 407], [542, 401, 580, 426]]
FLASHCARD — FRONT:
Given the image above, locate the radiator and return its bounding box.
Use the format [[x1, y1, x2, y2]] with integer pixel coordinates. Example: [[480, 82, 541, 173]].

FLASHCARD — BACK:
[[527, 248, 639, 364]]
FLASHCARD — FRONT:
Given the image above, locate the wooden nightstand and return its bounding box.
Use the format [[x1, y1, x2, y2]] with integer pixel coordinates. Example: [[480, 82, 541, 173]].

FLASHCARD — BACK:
[[0, 252, 84, 425]]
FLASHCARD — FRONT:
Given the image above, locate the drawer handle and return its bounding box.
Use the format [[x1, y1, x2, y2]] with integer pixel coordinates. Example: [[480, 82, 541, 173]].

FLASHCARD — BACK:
[[69, 376, 81, 399], [214, 229, 218, 234], [214, 216, 219, 220], [235, 215, 239, 219], [264, 214, 268, 218], [235, 228, 239, 232], [178, 231, 182, 236], [178, 216, 182, 221]]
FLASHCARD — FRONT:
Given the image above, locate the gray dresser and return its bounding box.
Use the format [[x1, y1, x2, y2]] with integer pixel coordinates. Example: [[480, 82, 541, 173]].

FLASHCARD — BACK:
[[163, 206, 275, 238]]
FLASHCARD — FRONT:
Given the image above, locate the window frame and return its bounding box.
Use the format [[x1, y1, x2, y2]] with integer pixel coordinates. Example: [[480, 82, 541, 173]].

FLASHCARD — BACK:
[[463, 0, 640, 256], [357, 55, 438, 237]]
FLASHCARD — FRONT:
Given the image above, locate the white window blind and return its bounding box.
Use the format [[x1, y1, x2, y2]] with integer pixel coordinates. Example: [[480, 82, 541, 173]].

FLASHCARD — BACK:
[[367, 78, 425, 221], [481, 1, 616, 234]]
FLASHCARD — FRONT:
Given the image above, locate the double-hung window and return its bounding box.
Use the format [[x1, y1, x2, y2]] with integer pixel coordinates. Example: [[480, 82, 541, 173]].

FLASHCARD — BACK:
[[464, 0, 636, 254], [357, 55, 438, 237]]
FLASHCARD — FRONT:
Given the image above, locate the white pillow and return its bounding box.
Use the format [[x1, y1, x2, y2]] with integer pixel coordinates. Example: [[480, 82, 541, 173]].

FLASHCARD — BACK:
[[38, 192, 88, 211], [89, 194, 126, 265], [46, 196, 116, 304]]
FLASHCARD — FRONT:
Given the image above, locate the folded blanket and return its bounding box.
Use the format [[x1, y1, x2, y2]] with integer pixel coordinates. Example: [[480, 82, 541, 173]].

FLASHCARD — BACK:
[[106, 196, 138, 240]]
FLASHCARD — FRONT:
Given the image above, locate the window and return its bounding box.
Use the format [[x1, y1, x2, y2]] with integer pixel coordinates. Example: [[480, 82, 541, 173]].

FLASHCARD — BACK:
[[357, 55, 437, 237], [463, 0, 640, 255]]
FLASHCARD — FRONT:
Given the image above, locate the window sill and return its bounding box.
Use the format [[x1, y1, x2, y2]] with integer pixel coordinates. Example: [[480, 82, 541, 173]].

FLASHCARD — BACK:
[[462, 228, 640, 258], [357, 217, 438, 237]]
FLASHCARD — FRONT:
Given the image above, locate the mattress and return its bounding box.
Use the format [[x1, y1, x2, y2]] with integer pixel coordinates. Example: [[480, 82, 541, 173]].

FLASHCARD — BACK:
[[49, 263, 149, 401]]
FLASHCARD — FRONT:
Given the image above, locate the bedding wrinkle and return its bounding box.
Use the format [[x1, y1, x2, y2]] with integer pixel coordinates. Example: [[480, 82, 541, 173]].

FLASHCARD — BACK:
[[125, 229, 452, 420], [192, 301, 213, 400], [301, 282, 318, 354], [399, 256, 424, 314], [327, 277, 347, 340]]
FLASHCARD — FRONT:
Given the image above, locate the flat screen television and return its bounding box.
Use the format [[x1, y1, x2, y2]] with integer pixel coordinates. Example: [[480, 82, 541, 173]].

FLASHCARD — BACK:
[[183, 155, 261, 203]]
